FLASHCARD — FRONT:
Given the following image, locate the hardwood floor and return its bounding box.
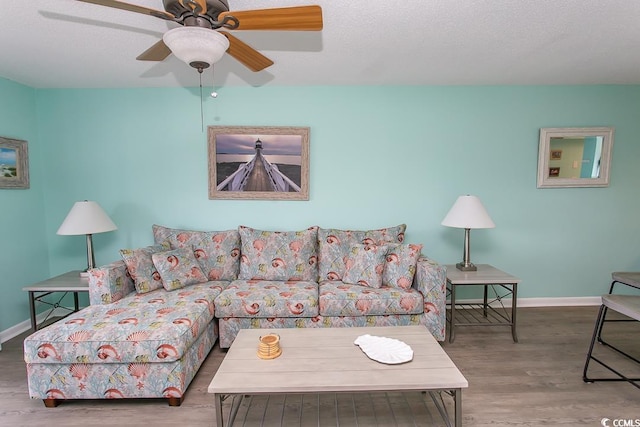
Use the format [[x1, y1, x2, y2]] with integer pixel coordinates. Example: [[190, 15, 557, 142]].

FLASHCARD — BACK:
[[1, 306, 639, 426]]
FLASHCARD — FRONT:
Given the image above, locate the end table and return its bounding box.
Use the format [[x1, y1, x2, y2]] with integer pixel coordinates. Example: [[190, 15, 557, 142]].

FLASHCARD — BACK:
[[445, 264, 520, 343], [22, 271, 90, 331]]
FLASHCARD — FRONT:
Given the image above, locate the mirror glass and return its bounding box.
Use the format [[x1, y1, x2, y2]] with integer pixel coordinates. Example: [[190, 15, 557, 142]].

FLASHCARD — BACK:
[[537, 127, 614, 188]]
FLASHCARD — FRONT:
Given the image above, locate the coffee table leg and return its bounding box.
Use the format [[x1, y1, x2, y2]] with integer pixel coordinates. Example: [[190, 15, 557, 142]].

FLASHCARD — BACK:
[[214, 393, 224, 427], [454, 388, 462, 427]]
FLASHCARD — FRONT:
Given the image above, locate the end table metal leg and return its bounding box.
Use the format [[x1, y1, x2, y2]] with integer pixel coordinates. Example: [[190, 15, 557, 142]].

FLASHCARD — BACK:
[[73, 291, 80, 311], [449, 283, 456, 343], [483, 284, 488, 317], [28, 291, 37, 331], [511, 283, 519, 343]]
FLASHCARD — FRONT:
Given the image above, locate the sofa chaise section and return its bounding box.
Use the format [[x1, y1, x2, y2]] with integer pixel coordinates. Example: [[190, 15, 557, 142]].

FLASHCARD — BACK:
[[24, 279, 223, 406]]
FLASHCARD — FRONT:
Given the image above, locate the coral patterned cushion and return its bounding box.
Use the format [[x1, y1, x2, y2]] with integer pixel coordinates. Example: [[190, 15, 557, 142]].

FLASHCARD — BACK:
[[120, 242, 170, 294], [318, 282, 423, 316], [238, 226, 319, 281], [152, 247, 208, 291], [214, 279, 319, 318], [152, 225, 241, 281], [383, 243, 423, 289], [342, 244, 388, 288], [317, 224, 406, 281]]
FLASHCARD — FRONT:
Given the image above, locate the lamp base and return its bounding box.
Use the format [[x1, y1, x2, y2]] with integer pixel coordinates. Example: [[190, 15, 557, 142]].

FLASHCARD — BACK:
[[456, 262, 477, 272]]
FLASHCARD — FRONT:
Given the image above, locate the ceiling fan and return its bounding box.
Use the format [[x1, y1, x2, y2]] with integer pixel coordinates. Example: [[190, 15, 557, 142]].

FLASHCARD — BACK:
[[75, 0, 323, 72]]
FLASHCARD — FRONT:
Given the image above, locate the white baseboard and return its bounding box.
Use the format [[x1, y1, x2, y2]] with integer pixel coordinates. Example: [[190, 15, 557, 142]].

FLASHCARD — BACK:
[[516, 296, 601, 307], [453, 296, 601, 308], [0, 307, 71, 345], [0, 297, 603, 346]]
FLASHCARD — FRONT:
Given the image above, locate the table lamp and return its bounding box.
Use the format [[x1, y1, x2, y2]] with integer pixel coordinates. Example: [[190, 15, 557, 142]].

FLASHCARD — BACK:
[[441, 195, 495, 271], [57, 201, 117, 276]]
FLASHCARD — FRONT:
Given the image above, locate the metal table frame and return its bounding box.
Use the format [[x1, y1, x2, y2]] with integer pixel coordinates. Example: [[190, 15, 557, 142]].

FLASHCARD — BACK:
[[582, 271, 640, 388], [446, 264, 520, 343], [216, 390, 463, 427], [22, 271, 89, 331]]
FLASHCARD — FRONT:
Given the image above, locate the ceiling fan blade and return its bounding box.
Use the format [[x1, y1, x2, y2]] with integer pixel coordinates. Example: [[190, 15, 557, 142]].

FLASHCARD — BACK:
[[75, 0, 176, 21], [136, 40, 172, 61], [219, 6, 323, 31], [220, 31, 274, 72]]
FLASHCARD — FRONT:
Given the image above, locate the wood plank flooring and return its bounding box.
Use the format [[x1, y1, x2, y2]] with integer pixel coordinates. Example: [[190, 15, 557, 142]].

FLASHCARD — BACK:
[[1, 306, 639, 426]]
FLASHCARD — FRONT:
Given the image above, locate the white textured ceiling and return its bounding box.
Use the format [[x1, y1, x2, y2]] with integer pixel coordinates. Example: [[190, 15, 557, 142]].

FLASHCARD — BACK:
[[2, 0, 640, 89]]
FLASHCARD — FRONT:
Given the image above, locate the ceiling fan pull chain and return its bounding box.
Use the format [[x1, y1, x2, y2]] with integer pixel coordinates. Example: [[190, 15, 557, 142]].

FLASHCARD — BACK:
[[199, 70, 204, 132]]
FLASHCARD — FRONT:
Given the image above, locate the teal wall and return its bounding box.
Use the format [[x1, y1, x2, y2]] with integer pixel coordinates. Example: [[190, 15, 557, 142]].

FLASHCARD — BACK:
[[0, 78, 49, 337], [2, 81, 640, 337]]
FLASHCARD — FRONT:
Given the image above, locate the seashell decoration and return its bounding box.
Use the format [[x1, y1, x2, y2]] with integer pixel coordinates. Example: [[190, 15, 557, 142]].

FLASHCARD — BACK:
[[353, 334, 413, 364]]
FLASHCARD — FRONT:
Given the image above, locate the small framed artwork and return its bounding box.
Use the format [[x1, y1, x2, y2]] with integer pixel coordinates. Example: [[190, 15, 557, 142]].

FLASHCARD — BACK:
[[550, 149, 563, 160], [0, 136, 29, 189], [208, 126, 309, 200], [549, 167, 560, 177]]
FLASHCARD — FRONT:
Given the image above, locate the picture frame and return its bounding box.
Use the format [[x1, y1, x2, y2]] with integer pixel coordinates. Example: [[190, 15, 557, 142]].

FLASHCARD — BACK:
[[208, 126, 309, 200], [549, 167, 560, 177], [550, 149, 562, 160], [0, 136, 29, 189]]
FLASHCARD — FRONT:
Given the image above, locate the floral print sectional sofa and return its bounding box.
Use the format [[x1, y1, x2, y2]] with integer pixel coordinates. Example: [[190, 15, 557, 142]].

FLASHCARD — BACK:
[[24, 223, 446, 407]]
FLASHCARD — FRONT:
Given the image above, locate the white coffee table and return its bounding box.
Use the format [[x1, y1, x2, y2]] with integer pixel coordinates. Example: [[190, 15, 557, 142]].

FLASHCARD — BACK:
[[208, 326, 468, 426]]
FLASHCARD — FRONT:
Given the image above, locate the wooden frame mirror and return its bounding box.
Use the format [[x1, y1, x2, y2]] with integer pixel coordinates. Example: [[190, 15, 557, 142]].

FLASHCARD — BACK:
[[537, 127, 614, 188]]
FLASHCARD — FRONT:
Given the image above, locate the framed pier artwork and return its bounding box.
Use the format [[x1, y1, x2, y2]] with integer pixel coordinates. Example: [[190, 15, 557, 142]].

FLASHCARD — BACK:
[[0, 136, 29, 189], [208, 126, 309, 200]]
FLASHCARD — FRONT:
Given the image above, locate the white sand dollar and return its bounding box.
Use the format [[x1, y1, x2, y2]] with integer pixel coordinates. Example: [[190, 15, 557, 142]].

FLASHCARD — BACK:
[[353, 334, 413, 364]]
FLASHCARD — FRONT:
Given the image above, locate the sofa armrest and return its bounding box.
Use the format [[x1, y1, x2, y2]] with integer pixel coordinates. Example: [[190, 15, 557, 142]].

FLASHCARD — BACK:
[[412, 256, 446, 337], [413, 256, 446, 297], [87, 260, 135, 305]]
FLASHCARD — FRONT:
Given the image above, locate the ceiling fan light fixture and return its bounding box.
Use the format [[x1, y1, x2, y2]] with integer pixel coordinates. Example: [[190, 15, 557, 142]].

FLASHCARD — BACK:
[[163, 27, 229, 70]]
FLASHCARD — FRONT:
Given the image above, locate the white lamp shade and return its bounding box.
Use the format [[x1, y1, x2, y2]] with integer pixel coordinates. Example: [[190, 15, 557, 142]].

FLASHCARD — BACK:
[[163, 27, 229, 67], [57, 201, 117, 236], [441, 195, 495, 229]]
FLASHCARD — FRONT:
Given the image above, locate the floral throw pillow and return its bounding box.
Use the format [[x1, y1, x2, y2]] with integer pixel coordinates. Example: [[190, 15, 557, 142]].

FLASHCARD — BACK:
[[151, 247, 208, 291], [383, 243, 423, 289], [318, 224, 406, 281], [342, 244, 388, 288], [238, 226, 319, 281], [152, 224, 241, 281], [120, 242, 170, 294]]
